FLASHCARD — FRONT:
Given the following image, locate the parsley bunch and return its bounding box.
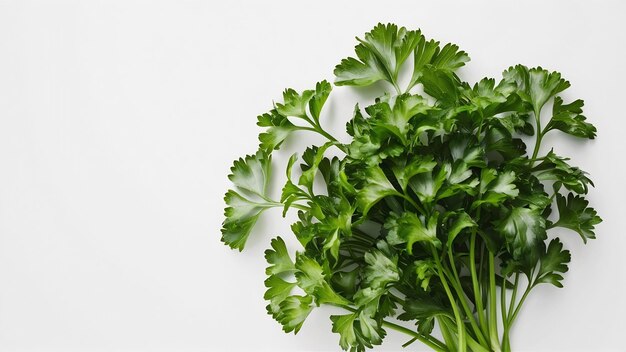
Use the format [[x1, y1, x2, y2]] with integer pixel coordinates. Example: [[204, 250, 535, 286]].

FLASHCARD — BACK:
[[220, 23, 601, 352]]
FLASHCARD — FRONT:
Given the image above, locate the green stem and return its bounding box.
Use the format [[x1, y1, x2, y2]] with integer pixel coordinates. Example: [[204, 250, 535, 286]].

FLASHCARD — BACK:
[[476, 110, 486, 138], [432, 247, 467, 352], [530, 108, 543, 163], [392, 81, 403, 95], [399, 193, 427, 215], [445, 250, 489, 346], [488, 252, 501, 352], [382, 320, 447, 352], [502, 333, 511, 352], [437, 316, 458, 352], [502, 273, 530, 352], [506, 274, 520, 320], [470, 232, 489, 340], [299, 126, 347, 153], [508, 282, 533, 326], [290, 203, 310, 212], [314, 126, 338, 143], [439, 316, 490, 352], [500, 275, 509, 350], [466, 334, 491, 352]]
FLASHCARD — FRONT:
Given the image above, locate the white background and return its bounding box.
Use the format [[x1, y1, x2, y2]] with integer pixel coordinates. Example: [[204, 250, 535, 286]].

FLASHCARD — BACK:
[[1, 1, 625, 351]]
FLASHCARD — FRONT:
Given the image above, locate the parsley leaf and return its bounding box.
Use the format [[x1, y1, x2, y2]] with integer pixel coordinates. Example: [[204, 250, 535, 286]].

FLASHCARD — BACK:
[[335, 23, 420, 88], [276, 295, 313, 334], [535, 238, 571, 288], [552, 193, 602, 243], [545, 97, 597, 139], [221, 151, 276, 250], [497, 207, 547, 261], [258, 81, 335, 152], [356, 165, 402, 215], [385, 212, 440, 253]]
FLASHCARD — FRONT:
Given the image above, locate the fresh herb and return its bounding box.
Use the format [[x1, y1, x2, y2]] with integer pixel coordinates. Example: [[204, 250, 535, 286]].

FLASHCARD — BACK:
[[220, 23, 601, 352]]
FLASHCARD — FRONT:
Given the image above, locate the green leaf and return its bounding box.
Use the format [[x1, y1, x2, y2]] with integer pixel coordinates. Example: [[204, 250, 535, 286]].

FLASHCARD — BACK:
[[276, 88, 315, 119], [257, 110, 297, 152], [358, 308, 385, 346], [462, 77, 518, 114], [331, 309, 385, 352], [308, 80, 333, 123], [553, 193, 602, 243], [221, 151, 276, 250], [384, 212, 440, 253], [331, 313, 359, 350], [446, 212, 477, 249], [498, 112, 534, 136], [409, 37, 470, 90], [535, 238, 571, 288], [353, 287, 385, 308], [449, 136, 486, 168], [497, 207, 547, 260], [264, 275, 296, 317], [299, 142, 337, 192], [334, 23, 420, 87], [264, 237, 295, 275], [276, 295, 313, 334], [334, 44, 387, 87], [397, 292, 450, 320], [408, 168, 447, 204], [322, 229, 341, 260], [442, 137, 485, 186], [362, 250, 400, 289], [473, 169, 519, 207], [391, 155, 437, 191], [367, 94, 432, 144], [420, 68, 461, 103], [414, 259, 438, 291], [295, 254, 350, 306], [356, 165, 401, 215], [534, 150, 593, 194], [545, 97, 597, 139], [258, 81, 333, 152], [444, 161, 472, 185], [503, 65, 570, 114], [290, 211, 316, 247], [483, 122, 527, 159], [227, 150, 272, 198], [280, 154, 310, 216]]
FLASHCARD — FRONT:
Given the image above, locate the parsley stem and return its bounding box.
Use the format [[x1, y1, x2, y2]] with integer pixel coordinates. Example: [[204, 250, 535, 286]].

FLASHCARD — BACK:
[[437, 316, 459, 351], [390, 80, 403, 95], [445, 249, 489, 346], [290, 203, 310, 212], [314, 126, 338, 143], [381, 320, 448, 352], [439, 316, 491, 352], [502, 279, 532, 352], [300, 125, 347, 153], [432, 246, 467, 352], [488, 251, 502, 352], [466, 333, 491, 352], [398, 193, 427, 215], [470, 232, 489, 339], [506, 273, 520, 320], [530, 108, 543, 164], [500, 275, 508, 341], [507, 281, 533, 326]]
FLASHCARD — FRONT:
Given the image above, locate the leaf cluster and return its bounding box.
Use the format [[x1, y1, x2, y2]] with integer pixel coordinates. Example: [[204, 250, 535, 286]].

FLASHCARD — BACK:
[[220, 23, 602, 352]]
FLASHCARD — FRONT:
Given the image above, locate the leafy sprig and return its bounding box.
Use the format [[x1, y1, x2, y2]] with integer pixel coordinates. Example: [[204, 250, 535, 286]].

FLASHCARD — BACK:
[[220, 23, 602, 352]]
